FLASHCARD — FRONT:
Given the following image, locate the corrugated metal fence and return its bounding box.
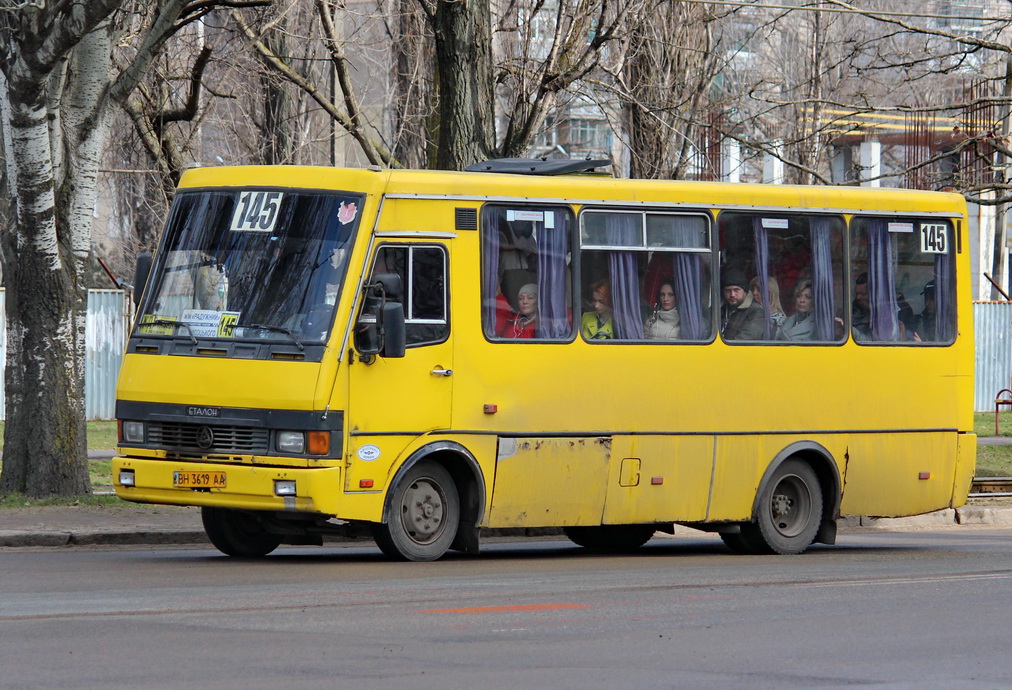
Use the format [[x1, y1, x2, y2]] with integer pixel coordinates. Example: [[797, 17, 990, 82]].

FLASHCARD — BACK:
[[0, 292, 1008, 416], [0, 289, 131, 420], [975, 301, 1012, 412]]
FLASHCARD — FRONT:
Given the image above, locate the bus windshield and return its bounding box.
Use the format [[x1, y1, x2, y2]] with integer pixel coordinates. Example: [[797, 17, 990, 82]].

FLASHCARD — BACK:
[[136, 188, 363, 346]]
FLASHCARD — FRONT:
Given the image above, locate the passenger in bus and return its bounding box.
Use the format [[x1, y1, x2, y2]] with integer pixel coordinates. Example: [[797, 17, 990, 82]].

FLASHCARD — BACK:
[[778, 279, 815, 341], [912, 280, 936, 341], [643, 279, 680, 340], [582, 279, 615, 339], [749, 275, 786, 337], [720, 268, 765, 341], [497, 283, 538, 338], [852, 272, 871, 341]]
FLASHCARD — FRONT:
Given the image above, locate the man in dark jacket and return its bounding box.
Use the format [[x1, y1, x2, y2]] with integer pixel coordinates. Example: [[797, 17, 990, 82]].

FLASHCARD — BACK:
[[720, 268, 765, 340]]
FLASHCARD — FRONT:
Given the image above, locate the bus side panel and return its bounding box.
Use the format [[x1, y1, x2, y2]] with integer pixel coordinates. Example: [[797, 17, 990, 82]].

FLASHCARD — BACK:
[[839, 432, 957, 518], [704, 436, 762, 521], [602, 436, 713, 524], [951, 432, 976, 508], [486, 437, 609, 527]]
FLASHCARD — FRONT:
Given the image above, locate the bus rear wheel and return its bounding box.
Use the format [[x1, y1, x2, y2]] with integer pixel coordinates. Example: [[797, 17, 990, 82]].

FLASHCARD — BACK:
[[201, 507, 282, 557], [741, 459, 823, 555], [372, 461, 460, 562], [563, 525, 656, 552]]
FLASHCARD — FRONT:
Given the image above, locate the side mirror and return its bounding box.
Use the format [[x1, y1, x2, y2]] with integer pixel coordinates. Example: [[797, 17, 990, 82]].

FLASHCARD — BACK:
[[381, 302, 406, 358], [354, 276, 406, 360], [133, 252, 152, 308]]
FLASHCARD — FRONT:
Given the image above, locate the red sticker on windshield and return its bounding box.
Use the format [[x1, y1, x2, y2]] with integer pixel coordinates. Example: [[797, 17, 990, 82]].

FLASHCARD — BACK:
[[338, 201, 358, 225]]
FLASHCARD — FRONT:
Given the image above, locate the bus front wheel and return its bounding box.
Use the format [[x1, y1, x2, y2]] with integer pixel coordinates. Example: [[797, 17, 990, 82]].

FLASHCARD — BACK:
[[372, 461, 460, 561], [201, 507, 282, 557], [740, 459, 823, 555], [563, 525, 656, 552]]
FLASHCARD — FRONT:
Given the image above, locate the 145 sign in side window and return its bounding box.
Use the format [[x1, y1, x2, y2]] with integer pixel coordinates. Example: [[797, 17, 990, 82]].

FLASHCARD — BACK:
[[920, 222, 947, 254], [231, 191, 284, 232]]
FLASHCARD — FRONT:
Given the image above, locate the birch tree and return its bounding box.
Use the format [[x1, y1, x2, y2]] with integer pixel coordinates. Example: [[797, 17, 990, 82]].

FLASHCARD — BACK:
[[0, 0, 256, 497]]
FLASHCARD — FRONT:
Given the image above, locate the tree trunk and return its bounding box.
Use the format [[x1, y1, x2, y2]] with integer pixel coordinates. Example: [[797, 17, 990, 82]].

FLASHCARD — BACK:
[[0, 70, 92, 497], [429, 0, 496, 170]]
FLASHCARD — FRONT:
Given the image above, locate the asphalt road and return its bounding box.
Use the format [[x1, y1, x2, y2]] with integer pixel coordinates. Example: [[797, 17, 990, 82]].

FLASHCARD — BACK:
[[2, 530, 1011, 689]]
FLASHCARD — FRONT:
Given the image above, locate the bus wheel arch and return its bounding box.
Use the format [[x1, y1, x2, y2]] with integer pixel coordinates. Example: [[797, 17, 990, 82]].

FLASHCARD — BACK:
[[741, 443, 841, 555], [373, 442, 485, 561]]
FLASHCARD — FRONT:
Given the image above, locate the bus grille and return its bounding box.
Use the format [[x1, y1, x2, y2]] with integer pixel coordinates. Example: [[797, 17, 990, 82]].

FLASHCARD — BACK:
[[148, 422, 269, 453]]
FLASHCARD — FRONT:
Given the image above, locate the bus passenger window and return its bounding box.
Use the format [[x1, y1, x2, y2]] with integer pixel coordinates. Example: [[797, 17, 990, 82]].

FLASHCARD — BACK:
[[481, 205, 574, 340], [579, 210, 712, 342], [717, 212, 845, 344], [369, 245, 448, 346], [849, 218, 954, 344]]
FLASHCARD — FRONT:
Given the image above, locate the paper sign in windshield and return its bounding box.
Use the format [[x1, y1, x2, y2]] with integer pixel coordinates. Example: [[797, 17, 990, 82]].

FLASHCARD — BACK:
[[181, 309, 242, 338]]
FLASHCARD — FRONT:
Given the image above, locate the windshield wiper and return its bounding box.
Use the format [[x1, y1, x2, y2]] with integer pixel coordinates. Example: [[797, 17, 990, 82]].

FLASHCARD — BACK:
[[148, 318, 198, 346], [246, 323, 305, 351]]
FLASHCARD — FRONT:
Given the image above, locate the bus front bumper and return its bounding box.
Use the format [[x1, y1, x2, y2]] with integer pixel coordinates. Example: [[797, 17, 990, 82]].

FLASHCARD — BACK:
[[112, 456, 344, 515]]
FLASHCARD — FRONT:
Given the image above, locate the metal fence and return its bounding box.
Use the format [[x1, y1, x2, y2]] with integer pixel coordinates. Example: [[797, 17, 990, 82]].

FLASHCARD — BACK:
[[0, 289, 131, 420], [0, 292, 1008, 417], [975, 301, 1012, 412]]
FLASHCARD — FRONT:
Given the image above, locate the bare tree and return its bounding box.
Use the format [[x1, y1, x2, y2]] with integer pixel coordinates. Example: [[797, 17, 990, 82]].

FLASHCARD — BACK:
[[612, 0, 722, 179], [0, 0, 261, 497]]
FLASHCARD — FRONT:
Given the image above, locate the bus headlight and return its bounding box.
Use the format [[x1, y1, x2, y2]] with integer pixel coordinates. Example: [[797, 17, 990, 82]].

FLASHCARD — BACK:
[[277, 431, 305, 454], [118, 470, 136, 487], [121, 421, 145, 444]]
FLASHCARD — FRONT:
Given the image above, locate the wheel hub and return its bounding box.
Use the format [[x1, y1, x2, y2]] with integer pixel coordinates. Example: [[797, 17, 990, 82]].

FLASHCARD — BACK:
[[401, 479, 445, 544]]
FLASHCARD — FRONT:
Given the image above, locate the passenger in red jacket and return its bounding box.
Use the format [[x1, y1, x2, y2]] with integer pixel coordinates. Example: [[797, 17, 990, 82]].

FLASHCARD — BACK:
[[497, 283, 538, 338]]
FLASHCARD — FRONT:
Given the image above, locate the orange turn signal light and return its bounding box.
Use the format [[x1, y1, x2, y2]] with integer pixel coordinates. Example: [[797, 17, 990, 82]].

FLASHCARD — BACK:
[[308, 431, 331, 455], [359, 479, 374, 489]]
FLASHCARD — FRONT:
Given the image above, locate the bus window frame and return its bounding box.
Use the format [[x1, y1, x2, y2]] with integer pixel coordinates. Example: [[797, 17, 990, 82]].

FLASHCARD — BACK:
[[716, 210, 848, 347], [576, 207, 716, 345], [369, 242, 450, 349], [848, 215, 957, 348], [480, 202, 578, 344]]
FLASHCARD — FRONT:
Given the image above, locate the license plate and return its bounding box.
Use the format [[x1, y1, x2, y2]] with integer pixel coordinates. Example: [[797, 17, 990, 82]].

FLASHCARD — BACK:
[[173, 471, 226, 488]]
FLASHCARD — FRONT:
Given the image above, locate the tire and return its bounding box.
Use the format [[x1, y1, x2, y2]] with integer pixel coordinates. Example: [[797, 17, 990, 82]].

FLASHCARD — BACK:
[[372, 461, 460, 562], [563, 525, 656, 553], [201, 507, 282, 557], [742, 459, 823, 555]]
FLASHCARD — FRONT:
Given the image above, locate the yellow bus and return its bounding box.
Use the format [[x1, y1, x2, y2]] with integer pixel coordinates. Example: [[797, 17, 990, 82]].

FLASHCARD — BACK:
[[112, 159, 975, 561]]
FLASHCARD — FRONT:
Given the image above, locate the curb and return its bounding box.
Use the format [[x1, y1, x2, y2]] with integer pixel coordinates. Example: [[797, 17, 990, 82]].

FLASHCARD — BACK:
[[0, 530, 210, 548]]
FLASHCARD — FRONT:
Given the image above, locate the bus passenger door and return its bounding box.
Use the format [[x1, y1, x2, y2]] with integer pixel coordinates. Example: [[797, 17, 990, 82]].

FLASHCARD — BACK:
[[346, 243, 452, 460]]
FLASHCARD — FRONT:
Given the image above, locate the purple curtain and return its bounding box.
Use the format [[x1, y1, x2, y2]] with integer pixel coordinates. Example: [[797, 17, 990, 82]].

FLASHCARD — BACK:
[[605, 214, 644, 339], [810, 217, 836, 341], [753, 217, 771, 339], [671, 217, 706, 340], [537, 211, 570, 338], [481, 208, 501, 337], [934, 227, 954, 341], [867, 219, 899, 341]]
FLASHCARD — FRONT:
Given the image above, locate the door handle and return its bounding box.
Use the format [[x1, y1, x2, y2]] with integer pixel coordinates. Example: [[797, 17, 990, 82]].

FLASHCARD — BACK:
[[430, 368, 453, 377]]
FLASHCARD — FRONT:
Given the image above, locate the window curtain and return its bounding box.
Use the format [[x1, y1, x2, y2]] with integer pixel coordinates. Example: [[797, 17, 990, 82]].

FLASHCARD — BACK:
[[480, 207, 501, 337], [753, 217, 771, 339], [934, 228, 954, 341], [605, 214, 644, 339], [537, 211, 570, 338], [810, 217, 836, 341], [671, 217, 706, 340], [867, 219, 899, 341]]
